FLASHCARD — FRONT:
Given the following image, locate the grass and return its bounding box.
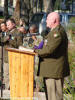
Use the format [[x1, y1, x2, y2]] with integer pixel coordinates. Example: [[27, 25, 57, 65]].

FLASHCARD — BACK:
[[63, 29, 75, 100], [0, 15, 4, 20]]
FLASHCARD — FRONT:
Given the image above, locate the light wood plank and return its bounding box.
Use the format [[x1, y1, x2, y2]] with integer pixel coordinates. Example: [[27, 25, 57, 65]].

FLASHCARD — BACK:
[[7, 48, 35, 100]]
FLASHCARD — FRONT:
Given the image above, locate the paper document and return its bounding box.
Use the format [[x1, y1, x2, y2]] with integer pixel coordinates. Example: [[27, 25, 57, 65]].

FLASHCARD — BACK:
[[19, 46, 34, 52]]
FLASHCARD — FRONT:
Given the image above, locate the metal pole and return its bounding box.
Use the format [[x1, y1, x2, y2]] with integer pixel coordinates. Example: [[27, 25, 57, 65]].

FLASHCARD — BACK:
[[37, 0, 39, 12], [36, 0, 37, 12], [72, 0, 73, 13], [33, 0, 34, 8], [1, 36, 4, 97], [32, 0, 34, 13], [40, 0, 43, 12]]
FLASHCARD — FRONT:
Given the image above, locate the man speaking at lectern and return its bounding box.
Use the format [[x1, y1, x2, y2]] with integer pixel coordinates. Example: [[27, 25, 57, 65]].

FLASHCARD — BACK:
[[34, 12, 70, 100]]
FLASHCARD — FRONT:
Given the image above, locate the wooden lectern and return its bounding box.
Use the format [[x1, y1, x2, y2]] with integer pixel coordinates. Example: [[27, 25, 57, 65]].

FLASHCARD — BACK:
[[6, 48, 36, 100]]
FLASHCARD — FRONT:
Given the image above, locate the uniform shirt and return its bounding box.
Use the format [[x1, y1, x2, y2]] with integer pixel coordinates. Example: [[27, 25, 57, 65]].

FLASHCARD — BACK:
[[23, 34, 43, 49], [1, 27, 23, 63]]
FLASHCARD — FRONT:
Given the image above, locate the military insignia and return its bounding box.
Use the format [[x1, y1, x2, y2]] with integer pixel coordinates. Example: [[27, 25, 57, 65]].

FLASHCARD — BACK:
[[44, 39, 48, 46], [54, 33, 59, 38]]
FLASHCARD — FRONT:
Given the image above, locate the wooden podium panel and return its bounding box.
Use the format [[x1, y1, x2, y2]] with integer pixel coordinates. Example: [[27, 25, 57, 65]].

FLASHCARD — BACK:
[[7, 48, 36, 100]]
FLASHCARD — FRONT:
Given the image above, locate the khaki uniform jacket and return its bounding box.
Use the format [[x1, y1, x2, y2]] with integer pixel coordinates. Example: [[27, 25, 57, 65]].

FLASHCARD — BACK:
[[35, 25, 70, 78], [1, 28, 23, 63]]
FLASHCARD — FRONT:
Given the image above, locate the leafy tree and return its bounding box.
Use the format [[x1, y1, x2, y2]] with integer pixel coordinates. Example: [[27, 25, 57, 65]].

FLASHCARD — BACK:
[[65, 0, 73, 12]]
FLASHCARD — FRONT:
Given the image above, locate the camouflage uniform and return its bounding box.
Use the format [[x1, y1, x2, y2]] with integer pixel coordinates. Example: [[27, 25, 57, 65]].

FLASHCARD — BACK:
[[23, 34, 43, 49], [23, 33, 31, 48]]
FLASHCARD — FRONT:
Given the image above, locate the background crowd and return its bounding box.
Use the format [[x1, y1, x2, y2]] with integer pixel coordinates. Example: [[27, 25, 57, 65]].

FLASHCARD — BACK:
[[0, 18, 44, 90]]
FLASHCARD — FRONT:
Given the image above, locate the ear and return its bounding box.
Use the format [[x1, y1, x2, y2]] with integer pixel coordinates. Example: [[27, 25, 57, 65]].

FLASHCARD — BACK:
[[54, 19, 56, 24]]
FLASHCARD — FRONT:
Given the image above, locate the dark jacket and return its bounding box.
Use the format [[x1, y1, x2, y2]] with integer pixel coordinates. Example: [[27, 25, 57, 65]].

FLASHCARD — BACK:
[[35, 25, 70, 78]]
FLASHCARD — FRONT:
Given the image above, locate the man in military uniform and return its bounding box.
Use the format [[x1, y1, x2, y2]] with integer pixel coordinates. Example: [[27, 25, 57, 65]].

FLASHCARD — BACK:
[[35, 12, 70, 100], [23, 24, 43, 49], [6, 18, 23, 48], [0, 18, 23, 89], [23, 24, 43, 91], [0, 21, 8, 80]]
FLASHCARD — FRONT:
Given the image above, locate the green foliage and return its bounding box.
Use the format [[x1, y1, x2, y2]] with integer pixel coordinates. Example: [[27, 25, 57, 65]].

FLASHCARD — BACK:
[[35, 76, 45, 92], [0, 99, 9, 100], [67, 25, 75, 32], [63, 32, 75, 99], [65, 0, 72, 4], [0, 16, 4, 19], [66, 23, 75, 37], [54, 0, 62, 10], [69, 17, 75, 23]]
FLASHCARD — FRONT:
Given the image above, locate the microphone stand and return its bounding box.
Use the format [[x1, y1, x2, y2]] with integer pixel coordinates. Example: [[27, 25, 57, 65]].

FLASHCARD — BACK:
[[1, 35, 4, 97]]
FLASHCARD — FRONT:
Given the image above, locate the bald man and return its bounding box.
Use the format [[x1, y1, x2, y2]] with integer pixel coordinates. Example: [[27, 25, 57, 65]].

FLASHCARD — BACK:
[[35, 12, 70, 100]]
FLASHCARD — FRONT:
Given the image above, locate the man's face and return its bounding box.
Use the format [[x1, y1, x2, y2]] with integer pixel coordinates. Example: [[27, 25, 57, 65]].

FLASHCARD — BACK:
[[29, 28, 35, 33], [1, 23, 7, 32], [6, 20, 15, 31], [29, 27, 37, 33]]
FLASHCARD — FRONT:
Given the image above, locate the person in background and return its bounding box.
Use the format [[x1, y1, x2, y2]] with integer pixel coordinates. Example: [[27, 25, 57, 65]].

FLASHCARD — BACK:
[[34, 12, 70, 100], [23, 24, 43, 91], [0, 21, 8, 89], [18, 18, 28, 34], [34, 27, 50, 49], [0, 18, 23, 90], [19, 18, 26, 27], [23, 24, 41, 49], [18, 26, 27, 34], [28, 24, 43, 49], [6, 18, 23, 48], [0, 21, 8, 36], [28, 24, 38, 47], [29, 24, 38, 33]]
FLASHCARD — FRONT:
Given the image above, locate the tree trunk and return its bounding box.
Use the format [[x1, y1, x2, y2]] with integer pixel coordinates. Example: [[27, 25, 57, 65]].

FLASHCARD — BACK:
[[47, 0, 57, 14], [4, 0, 8, 20], [12, 0, 21, 24], [39, 0, 43, 12], [43, 0, 48, 12], [20, 0, 33, 27]]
